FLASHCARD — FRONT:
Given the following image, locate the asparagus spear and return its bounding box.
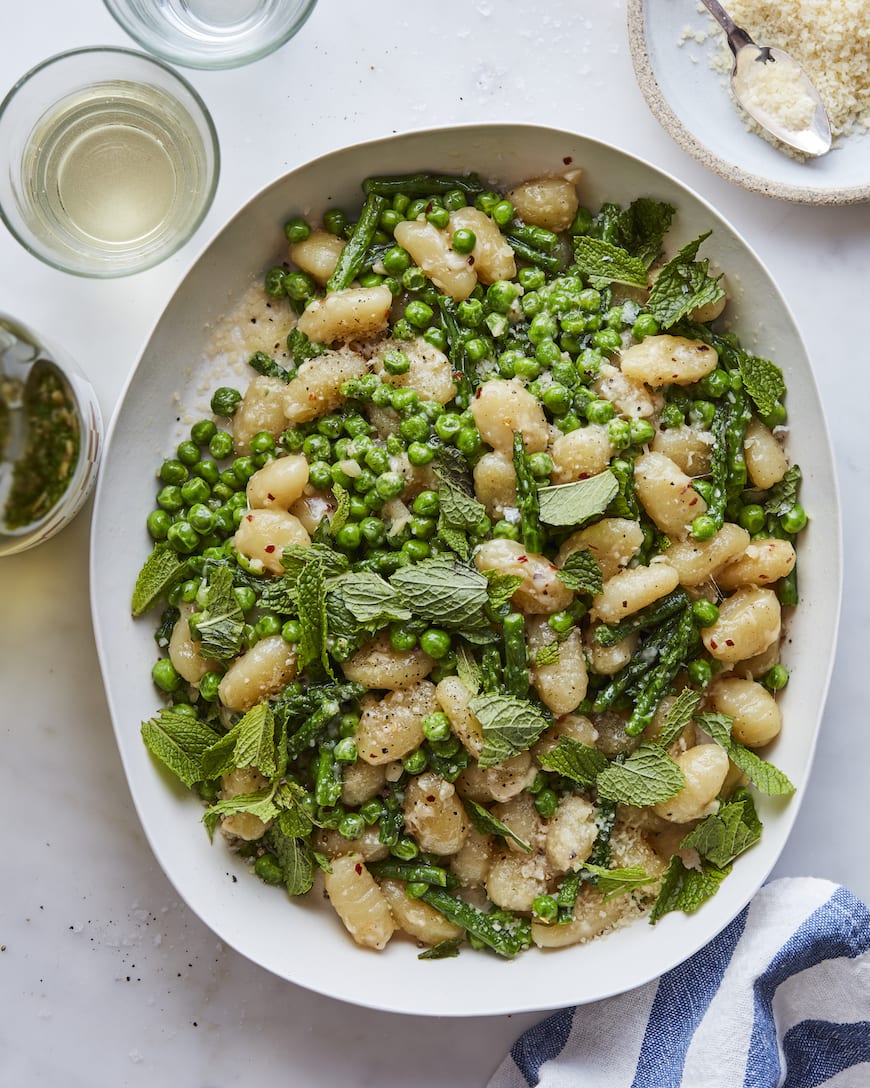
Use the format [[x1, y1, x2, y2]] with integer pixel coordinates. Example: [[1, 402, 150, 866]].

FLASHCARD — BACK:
[[420, 887, 531, 958], [362, 172, 484, 198], [512, 431, 544, 554], [503, 612, 530, 698], [626, 607, 695, 736], [327, 192, 387, 292], [594, 589, 689, 647]]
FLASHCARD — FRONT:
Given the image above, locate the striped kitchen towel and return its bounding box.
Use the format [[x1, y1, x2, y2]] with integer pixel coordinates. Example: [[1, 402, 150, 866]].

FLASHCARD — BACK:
[[489, 878, 870, 1088]]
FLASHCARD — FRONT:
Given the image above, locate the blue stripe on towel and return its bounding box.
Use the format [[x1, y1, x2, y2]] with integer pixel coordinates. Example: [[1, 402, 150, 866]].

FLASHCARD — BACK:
[[744, 886, 870, 1088], [781, 1020, 870, 1088], [510, 1006, 574, 1087], [629, 905, 749, 1088]]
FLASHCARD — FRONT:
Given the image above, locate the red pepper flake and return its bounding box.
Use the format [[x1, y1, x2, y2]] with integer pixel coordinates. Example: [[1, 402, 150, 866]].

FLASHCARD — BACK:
[[475, 387, 483, 398], [265, 544, 276, 553], [267, 492, 275, 501], [467, 255, 475, 265], [426, 795, 436, 803], [245, 514, 253, 522], [563, 155, 573, 164], [518, 554, 528, 562], [710, 640, 718, 649], [354, 863, 363, 875], [725, 639, 734, 646]]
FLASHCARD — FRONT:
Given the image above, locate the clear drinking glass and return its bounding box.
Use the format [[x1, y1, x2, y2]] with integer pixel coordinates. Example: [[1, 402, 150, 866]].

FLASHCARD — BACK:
[[103, 0, 318, 70], [0, 315, 103, 556], [0, 47, 220, 277]]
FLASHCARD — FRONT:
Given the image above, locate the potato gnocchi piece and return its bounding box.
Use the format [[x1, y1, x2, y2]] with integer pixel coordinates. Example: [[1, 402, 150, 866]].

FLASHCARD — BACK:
[[296, 285, 393, 345], [218, 635, 297, 713], [507, 175, 579, 232], [232, 375, 289, 454], [393, 218, 477, 300], [355, 679, 437, 765], [288, 229, 344, 285], [473, 451, 517, 520], [554, 517, 644, 581], [532, 713, 598, 761], [379, 880, 464, 945], [593, 362, 657, 419], [634, 451, 707, 539], [371, 337, 457, 404], [470, 378, 549, 455], [591, 558, 680, 624], [341, 632, 434, 691], [716, 538, 796, 591], [450, 827, 494, 887], [403, 771, 469, 856], [288, 491, 335, 535], [448, 206, 516, 284], [702, 586, 781, 663], [651, 424, 713, 476], [323, 854, 395, 951], [545, 796, 598, 874], [340, 759, 388, 808], [707, 676, 782, 747], [586, 631, 638, 676], [245, 454, 309, 510], [219, 767, 271, 842], [550, 425, 612, 484], [492, 792, 546, 854], [435, 676, 484, 758], [474, 537, 573, 615], [665, 522, 750, 587], [314, 825, 390, 862], [486, 849, 549, 913], [457, 751, 537, 804], [653, 744, 730, 823], [232, 508, 311, 574], [620, 335, 718, 387], [168, 602, 219, 684], [744, 417, 789, 490], [283, 347, 367, 423], [527, 616, 588, 716]]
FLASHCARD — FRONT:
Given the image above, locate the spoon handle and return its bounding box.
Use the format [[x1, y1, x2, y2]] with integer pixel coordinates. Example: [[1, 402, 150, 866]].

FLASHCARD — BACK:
[[699, 0, 754, 55]]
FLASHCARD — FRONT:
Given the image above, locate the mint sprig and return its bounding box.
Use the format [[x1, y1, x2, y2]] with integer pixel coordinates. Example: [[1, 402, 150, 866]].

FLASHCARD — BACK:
[[595, 743, 686, 806], [470, 693, 551, 768]]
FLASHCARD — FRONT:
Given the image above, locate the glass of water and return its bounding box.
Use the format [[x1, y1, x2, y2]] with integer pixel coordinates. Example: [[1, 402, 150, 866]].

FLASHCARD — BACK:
[[0, 47, 220, 277], [103, 0, 318, 70]]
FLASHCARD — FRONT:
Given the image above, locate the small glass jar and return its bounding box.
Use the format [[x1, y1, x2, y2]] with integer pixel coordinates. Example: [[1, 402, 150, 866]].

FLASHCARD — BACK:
[[0, 315, 103, 556], [0, 47, 220, 277], [103, 0, 318, 70]]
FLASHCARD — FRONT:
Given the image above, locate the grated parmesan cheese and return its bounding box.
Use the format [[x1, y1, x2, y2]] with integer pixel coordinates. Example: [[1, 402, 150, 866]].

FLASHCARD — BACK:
[[738, 52, 818, 133], [710, 0, 870, 139]]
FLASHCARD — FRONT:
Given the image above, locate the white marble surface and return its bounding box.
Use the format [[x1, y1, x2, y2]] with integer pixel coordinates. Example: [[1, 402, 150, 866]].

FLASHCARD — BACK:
[[1, 3, 867, 1085]]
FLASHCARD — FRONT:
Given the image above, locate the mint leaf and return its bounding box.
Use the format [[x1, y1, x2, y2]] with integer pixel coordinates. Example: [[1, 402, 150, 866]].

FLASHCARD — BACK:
[[533, 642, 561, 667], [233, 702, 277, 779], [649, 856, 731, 924], [330, 482, 350, 537], [274, 782, 315, 837], [203, 786, 280, 837], [647, 233, 725, 330], [483, 570, 524, 611], [455, 643, 482, 695], [281, 543, 349, 585], [296, 556, 330, 675], [696, 712, 795, 796], [140, 709, 222, 788], [537, 470, 619, 527], [556, 548, 603, 595], [680, 798, 762, 868], [391, 557, 490, 631], [465, 798, 533, 852], [470, 693, 551, 768], [595, 743, 686, 806], [573, 236, 648, 288], [738, 353, 786, 417], [201, 726, 241, 779], [763, 465, 802, 519], [654, 688, 702, 749], [418, 938, 463, 960], [582, 863, 655, 900], [194, 565, 245, 661], [436, 520, 470, 560], [131, 545, 189, 616], [265, 822, 315, 896], [538, 737, 609, 786], [439, 477, 487, 533], [330, 570, 410, 626], [614, 197, 676, 268]]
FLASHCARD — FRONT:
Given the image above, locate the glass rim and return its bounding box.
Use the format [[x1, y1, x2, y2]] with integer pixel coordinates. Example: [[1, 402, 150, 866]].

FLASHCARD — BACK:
[[0, 45, 221, 278], [102, 0, 319, 70]]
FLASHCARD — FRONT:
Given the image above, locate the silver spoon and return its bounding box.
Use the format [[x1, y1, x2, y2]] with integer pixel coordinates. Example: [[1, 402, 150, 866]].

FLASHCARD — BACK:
[[700, 0, 832, 156]]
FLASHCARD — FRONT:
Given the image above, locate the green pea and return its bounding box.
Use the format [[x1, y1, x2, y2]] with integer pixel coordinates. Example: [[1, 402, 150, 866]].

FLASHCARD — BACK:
[[557, 412, 582, 433], [390, 388, 419, 414], [689, 400, 716, 429], [333, 737, 358, 764], [739, 503, 766, 534], [206, 431, 233, 461], [528, 313, 558, 345], [491, 198, 514, 227], [399, 415, 429, 444], [210, 387, 242, 417], [513, 357, 541, 381], [593, 328, 622, 354], [284, 271, 315, 302], [407, 441, 435, 466], [307, 461, 332, 491], [586, 399, 615, 424], [359, 798, 385, 825], [435, 412, 462, 442], [323, 208, 347, 235], [159, 459, 189, 486], [402, 748, 429, 775], [249, 431, 275, 455], [181, 477, 210, 506], [781, 504, 807, 534], [156, 485, 184, 512], [692, 598, 720, 627], [284, 217, 310, 243], [455, 427, 482, 457], [389, 624, 417, 652], [452, 228, 476, 254], [457, 297, 483, 327], [687, 658, 713, 687], [336, 523, 362, 551], [402, 266, 427, 292], [212, 481, 235, 504], [532, 895, 558, 922], [231, 586, 255, 613], [535, 339, 562, 368], [699, 368, 730, 399], [401, 539, 430, 562], [176, 440, 200, 467], [405, 300, 434, 329], [391, 837, 419, 862], [534, 788, 559, 819], [538, 383, 569, 417], [254, 853, 285, 885], [188, 503, 216, 535], [199, 670, 223, 702], [761, 402, 787, 429], [691, 514, 718, 542], [492, 520, 520, 541], [146, 507, 172, 541], [190, 420, 217, 447], [763, 664, 789, 692], [420, 627, 451, 659], [281, 620, 302, 644], [193, 459, 220, 486], [423, 326, 448, 352], [152, 657, 181, 693], [548, 611, 575, 634], [421, 711, 451, 742], [629, 419, 656, 446], [631, 313, 660, 341], [659, 403, 685, 430], [426, 205, 450, 229], [486, 280, 518, 314]]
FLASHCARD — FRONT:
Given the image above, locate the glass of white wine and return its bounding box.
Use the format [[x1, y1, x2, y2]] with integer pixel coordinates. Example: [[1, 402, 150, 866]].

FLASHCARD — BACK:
[[0, 47, 220, 277], [103, 0, 318, 70]]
